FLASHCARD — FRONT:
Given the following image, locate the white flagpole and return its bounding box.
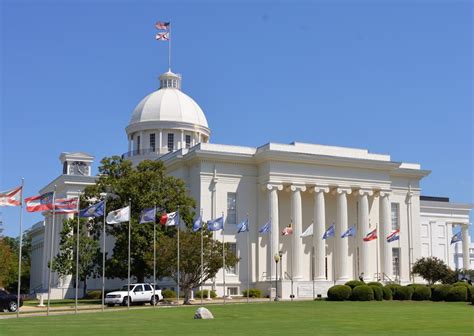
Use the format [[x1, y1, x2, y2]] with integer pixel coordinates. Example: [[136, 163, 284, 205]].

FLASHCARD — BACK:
[[75, 195, 80, 314], [127, 199, 131, 309], [101, 198, 107, 312], [332, 226, 336, 285], [375, 223, 379, 281], [168, 21, 172, 71], [246, 213, 250, 304], [222, 212, 226, 305], [153, 205, 157, 307], [176, 205, 180, 305], [47, 185, 57, 316], [269, 216, 272, 302], [16, 178, 24, 318], [200, 208, 204, 305]]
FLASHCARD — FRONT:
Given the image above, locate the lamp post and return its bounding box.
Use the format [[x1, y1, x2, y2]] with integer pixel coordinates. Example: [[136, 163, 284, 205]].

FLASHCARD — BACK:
[[274, 253, 280, 301], [279, 251, 283, 299]]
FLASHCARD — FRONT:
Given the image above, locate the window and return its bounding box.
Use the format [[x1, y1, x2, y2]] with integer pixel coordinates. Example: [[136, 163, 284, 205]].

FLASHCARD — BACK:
[[185, 135, 191, 148], [227, 287, 238, 296], [227, 192, 237, 224], [134, 285, 143, 292], [227, 243, 237, 274], [391, 203, 399, 230], [167, 133, 174, 152], [144, 284, 152, 291], [137, 135, 141, 153], [150, 133, 156, 152], [392, 248, 400, 278]]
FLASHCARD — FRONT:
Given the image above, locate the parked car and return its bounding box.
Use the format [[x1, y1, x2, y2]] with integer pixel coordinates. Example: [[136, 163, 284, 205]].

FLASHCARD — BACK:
[[0, 290, 23, 312], [104, 283, 163, 307]]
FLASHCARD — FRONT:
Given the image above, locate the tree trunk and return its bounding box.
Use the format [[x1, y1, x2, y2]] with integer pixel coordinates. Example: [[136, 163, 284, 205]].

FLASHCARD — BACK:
[[83, 277, 88, 298], [183, 288, 191, 305]]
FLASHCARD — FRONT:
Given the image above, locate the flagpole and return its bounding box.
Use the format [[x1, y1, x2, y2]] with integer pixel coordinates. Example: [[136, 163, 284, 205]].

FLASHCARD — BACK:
[[127, 198, 131, 310], [200, 208, 204, 305], [269, 215, 272, 303], [375, 222, 379, 281], [246, 213, 250, 304], [16, 178, 24, 318], [290, 219, 294, 301], [75, 195, 80, 314], [153, 204, 157, 308], [101, 197, 107, 312], [168, 21, 171, 71], [47, 185, 57, 316], [222, 211, 226, 305], [332, 225, 336, 285], [177, 205, 180, 305]]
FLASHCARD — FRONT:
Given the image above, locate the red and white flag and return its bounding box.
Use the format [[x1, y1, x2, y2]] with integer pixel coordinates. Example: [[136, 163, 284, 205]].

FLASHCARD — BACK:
[[54, 198, 79, 214], [155, 21, 170, 30], [281, 223, 293, 236], [160, 211, 179, 226], [25, 192, 54, 212], [363, 228, 377, 242], [155, 32, 169, 41], [0, 186, 22, 207]]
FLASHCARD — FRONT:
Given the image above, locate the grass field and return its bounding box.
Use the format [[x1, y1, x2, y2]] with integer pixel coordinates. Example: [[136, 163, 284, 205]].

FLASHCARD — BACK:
[[0, 301, 472, 335]]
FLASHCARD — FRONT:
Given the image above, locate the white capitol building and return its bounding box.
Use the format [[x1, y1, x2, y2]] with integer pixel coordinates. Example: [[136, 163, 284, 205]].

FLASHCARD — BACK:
[[29, 69, 473, 299]]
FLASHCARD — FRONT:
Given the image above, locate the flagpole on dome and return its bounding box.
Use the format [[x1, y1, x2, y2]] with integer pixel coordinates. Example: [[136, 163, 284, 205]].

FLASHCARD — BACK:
[[15, 178, 24, 318], [47, 185, 57, 316], [74, 194, 81, 314]]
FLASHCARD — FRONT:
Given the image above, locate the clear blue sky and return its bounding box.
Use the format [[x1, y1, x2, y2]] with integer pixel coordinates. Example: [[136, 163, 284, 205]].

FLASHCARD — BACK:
[[1, 1, 472, 238]]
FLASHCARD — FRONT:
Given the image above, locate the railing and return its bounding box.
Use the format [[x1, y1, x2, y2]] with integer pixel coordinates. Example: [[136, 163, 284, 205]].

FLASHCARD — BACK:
[[121, 148, 158, 159]]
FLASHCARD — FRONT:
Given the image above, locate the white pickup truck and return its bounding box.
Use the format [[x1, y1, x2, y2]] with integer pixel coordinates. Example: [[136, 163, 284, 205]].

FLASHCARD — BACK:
[[105, 283, 163, 307]]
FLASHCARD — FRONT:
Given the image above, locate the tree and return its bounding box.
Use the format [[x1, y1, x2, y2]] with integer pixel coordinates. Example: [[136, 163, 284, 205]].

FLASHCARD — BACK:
[[52, 218, 101, 297], [0, 234, 31, 292], [82, 157, 196, 283], [0, 238, 16, 289], [412, 257, 450, 285], [157, 230, 239, 304]]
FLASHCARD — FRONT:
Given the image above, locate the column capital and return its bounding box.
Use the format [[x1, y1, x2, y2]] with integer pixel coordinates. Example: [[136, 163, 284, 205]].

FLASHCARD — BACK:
[[290, 184, 306, 192], [334, 187, 352, 195], [378, 190, 392, 198], [266, 183, 283, 191], [311, 185, 330, 193], [358, 188, 374, 196]]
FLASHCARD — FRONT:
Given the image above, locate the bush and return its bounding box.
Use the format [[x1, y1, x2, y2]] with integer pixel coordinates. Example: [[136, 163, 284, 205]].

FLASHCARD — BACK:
[[452, 282, 470, 288], [367, 282, 383, 287], [412, 286, 431, 301], [370, 285, 383, 301], [194, 290, 217, 299], [385, 284, 401, 295], [241, 288, 262, 298], [446, 286, 468, 302], [432, 284, 452, 301], [393, 286, 414, 300], [344, 280, 365, 289], [327, 285, 352, 301], [382, 287, 393, 300], [469, 287, 474, 304], [161, 289, 177, 299], [351, 285, 374, 301], [85, 290, 102, 299]]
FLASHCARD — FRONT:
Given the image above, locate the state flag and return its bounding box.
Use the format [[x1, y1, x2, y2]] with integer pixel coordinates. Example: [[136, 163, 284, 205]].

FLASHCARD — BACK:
[[0, 186, 22, 207], [79, 200, 105, 218], [300, 223, 313, 238], [258, 220, 271, 234], [341, 225, 356, 238], [25, 192, 54, 212], [237, 218, 249, 233], [322, 224, 335, 240], [450, 231, 462, 244], [207, 216, 224, 231], [192, 215, 202, 232], [160, 211, 179, 227], [281, 223, 293, 236], [363, 228, 377, 242], [106, 206, 130, 224], [386, 229, 400, 243], [139, 207, 156, 224], [155, 32, 169, 41], [54, 198, 79, 214]]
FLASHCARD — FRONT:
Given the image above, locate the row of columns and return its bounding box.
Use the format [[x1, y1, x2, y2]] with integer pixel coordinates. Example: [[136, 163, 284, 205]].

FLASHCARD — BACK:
[[268, 184, 396, 282], [127, 130, 205, 155]]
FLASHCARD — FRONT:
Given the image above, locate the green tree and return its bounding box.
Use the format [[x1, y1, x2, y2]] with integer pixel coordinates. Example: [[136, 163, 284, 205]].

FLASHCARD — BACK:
[[412, 257, 450, 285], [82, 157, 196, 283], [0, 234, 31, 293], [157, 230, 239, 304], [0, 238, 16, 289], [52, 218, 101, 297]]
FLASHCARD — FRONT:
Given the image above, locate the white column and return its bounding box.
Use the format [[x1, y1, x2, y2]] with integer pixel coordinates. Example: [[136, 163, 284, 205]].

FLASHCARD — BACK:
[[267, 184, 282, 280], [291, 185, 306, 280], [379, 192, 392, 279], [358, 189, 372, 281], [336, 187, 351, 281], [313, 186, 329, 280], [462, 225, 470, 270], [158, 129, 163, 154], [139, 131, 144, 153], [446, 222, 453, 267], [180, 130, 184, 149], [127, 135, 131, 153]]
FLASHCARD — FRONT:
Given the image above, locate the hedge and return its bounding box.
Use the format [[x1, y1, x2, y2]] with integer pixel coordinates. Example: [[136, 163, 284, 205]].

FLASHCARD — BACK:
[[195, 290, 217, 299], [432, 284, 452, 302], [161, 289, 177, 299], [452, 282, 470, 288], [327, 285, 352, 301], [412, 286, 431, 301], [344, 280, 365, 289], [385, 284, 401, 295], [242, 288, 262, 298], [85, 290, 102, 299], [393, 286, 414, 300], [446, 286, 468, 302], [369, 285, 383, 301], [351, 285, 374, 301], [469, 287, 474, 304], [382, 286, 392, 300], [367, 282, 383, 287]]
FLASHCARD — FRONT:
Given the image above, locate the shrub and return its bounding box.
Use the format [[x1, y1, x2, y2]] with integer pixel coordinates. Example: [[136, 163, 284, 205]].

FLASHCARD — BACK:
[[367, 282, 383, 287], [241, 288, 262, 298], [344, 280, 365, 289], [382, 286, 392, 300], [85, 290, 102, 299], [351, 285, 374, 301], [385, 284, 401, 295], [393, 286, 414, 300], [452, 282, 470, 288], [412, 286, 431, 301], [194, 290, 217, 299], [446, 286, 468, 302], [370, 285, 383, 301], [162, 289, 177, 299], [327, 285, 352, 301], [469, 287, 474, 304], [432, 284, 452, 301]]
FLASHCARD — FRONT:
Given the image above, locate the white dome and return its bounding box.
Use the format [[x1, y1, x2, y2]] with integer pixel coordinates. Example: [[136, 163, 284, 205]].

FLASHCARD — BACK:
[[130, 73, 208, 128]]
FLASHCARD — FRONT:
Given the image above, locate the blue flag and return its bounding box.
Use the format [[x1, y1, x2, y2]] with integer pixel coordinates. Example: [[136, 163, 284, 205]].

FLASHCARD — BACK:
[[79, 200, 105, 218], [341, 225, 356, 238], [237, 218, 249, 233], [192, 215, 202, 232], [139, 207, 156, 224], [207, 216, 224, 231], [258, 220, 271, 234], [323, 224, 335, 240], [450, 231, 462, 244]]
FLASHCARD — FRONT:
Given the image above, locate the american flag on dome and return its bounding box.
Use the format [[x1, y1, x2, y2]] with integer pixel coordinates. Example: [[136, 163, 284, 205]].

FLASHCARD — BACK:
[[281, 223, 293, 236], [155, 21, 170, 30], [363, 228, 377, 242], [0, 186, 22, 207], [155, 32, 169, 41]]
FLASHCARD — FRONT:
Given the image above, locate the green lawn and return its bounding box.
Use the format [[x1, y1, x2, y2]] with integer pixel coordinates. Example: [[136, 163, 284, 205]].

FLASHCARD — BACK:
[[0, 301, 472, 335]]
